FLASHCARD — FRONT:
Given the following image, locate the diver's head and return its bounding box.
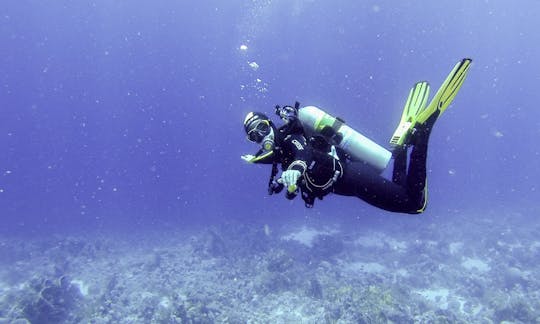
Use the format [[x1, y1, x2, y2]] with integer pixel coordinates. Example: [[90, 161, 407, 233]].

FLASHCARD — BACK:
[[244, 111, 275, 151]]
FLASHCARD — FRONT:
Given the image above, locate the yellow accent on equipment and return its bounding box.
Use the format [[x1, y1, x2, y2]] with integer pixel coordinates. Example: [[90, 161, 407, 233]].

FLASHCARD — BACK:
[[416, 58, 472, 124], [390, 81, 430, 146]]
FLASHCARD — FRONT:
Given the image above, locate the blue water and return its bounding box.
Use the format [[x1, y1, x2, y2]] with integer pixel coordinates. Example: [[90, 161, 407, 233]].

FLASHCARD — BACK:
[[3, 1, 538, 234], [1, 1, 540, 321], [1, 1, 538, 232]]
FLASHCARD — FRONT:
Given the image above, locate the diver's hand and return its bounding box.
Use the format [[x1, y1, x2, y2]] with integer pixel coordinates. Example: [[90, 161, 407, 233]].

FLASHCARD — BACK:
[[279, 170, 301, 188], [241, 154, 255, 163]]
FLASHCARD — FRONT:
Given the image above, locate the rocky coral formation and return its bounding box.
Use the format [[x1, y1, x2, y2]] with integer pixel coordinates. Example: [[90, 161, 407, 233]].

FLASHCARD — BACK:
[[1, 210, 540, 322]]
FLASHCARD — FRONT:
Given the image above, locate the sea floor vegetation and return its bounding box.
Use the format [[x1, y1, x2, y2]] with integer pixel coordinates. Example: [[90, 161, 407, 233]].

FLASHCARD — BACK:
[[1, 208, 539, 323]]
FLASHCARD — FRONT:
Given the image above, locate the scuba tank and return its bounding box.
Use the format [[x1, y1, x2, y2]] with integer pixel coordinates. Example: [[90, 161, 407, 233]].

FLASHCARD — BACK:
[[298, 106, 392, 173]]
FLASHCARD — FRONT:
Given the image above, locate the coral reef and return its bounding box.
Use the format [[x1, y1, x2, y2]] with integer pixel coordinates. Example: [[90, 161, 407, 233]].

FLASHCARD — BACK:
[[1, 211, 540, 322]]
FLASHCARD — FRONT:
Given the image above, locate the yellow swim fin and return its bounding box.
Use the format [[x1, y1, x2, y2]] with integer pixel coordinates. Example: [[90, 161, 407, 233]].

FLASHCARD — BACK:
[[390, 81, 430, 146], [416, 58, 472, 124]]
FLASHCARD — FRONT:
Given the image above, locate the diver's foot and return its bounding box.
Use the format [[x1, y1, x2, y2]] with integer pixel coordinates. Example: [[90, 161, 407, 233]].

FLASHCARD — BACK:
[[410, 112, 439, 146]]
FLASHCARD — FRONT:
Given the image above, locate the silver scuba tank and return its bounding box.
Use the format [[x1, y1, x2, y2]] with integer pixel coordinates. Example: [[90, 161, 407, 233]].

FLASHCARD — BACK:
[[298, 106, 392, 173]]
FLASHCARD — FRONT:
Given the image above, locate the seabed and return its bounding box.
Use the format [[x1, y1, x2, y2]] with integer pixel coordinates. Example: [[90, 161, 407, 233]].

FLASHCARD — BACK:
[[1, 209, 539, 323]]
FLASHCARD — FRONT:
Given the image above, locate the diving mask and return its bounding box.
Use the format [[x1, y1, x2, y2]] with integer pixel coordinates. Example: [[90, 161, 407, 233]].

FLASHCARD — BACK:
[[247, 119, 271, 143]]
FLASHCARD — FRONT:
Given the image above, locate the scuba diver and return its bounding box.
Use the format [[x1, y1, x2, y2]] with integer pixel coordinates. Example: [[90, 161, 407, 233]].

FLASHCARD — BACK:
[[241, 58, 472, 213]]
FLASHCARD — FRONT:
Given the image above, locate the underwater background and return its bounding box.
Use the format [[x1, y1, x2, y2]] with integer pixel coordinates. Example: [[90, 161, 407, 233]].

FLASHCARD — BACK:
[[1, 0, 540, 322]]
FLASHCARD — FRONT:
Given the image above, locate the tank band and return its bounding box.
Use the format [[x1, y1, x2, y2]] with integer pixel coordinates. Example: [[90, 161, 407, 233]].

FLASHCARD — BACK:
[[331, 117, 345, 133]]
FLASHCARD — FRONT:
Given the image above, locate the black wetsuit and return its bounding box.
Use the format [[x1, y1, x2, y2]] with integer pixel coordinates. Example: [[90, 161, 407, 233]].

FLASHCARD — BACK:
[[255, 118, 434, 214], [332, 126, 431, 214]]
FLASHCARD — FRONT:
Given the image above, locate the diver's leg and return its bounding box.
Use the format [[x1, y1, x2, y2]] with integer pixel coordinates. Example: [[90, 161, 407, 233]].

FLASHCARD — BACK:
[[392, 146, 408, 186], [400, 59, 473, 211], [405, 113, 438, 212], [340, 59, 472, 213], [333, 114, 440, 214], [334, 162, 418, 213]]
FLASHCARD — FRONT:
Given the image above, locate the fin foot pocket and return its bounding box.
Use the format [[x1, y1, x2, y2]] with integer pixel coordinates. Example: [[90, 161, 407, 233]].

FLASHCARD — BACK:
[[390, 81, 430, 146]]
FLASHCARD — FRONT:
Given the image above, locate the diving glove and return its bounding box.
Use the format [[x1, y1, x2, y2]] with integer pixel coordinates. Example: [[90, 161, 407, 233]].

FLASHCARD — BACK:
[[241, 154, 255, 163], [279, 170, 301, 193]]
